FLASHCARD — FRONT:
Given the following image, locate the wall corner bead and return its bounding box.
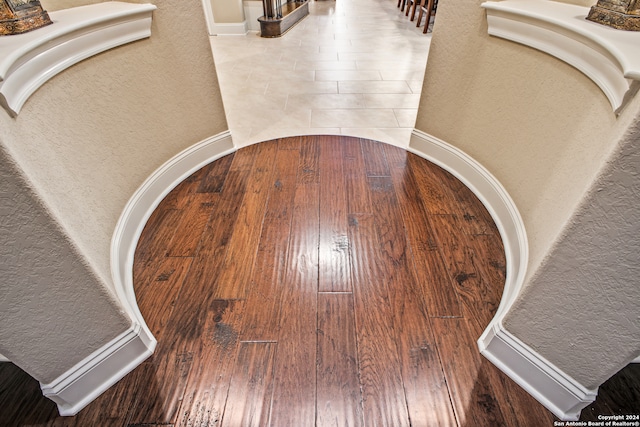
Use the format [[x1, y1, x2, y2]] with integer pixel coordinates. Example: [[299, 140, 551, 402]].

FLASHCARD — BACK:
[[0, 2, 157, 117], [481, 0, 640, 115]]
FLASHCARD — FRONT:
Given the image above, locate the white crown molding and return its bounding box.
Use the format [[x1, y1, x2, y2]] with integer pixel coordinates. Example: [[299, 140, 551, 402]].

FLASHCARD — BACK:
[[40, 323, 154, 416], [0, 2, 157, 117], [409, 130, 596, 421], [110, 130, 235, 341], [481, 0, 640, 115]]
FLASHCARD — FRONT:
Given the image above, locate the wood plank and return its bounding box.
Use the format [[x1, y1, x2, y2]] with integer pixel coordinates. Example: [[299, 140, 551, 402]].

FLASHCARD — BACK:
[[361, 138, 390, 177], [166, 192, 218, 257], [343, 139, 371, 215], [298, 135, 320, 184], [384, 144, 463, 318], [241, 148, 299, 341], [197, 153, 235, 194], [0, 363, 57, 426], [348, 212, 411, 426], [221, 342, 276, 426], [269, 183, 319, 426], [431, 317, 508, 427], [211, 141, 279, 299], [316, 293, 364, 427], [175, 299, 245, 427], [135, 256, 193, 336], [319, 136, 352, 292], [135, 208, 183, 262], [277, 135, 301, 150], [162, 166, 207, 210], [408, 153, 461, 215], [429, 215, 501, 333], [367, 173, 457, 426], [228, 142, 258, 172], [179, 169, 249, 310], [128, 352, 194, 425]]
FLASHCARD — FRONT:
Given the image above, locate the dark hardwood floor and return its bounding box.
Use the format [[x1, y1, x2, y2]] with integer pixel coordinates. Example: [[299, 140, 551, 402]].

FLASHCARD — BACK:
[[1, 135, 639, 426]]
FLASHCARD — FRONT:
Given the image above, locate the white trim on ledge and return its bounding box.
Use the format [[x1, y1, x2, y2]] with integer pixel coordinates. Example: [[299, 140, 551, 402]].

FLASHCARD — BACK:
[[0, 2, 157, 117], [481, 0, 640, 115], [409, 130, 596, 421], [40, 323, 154, 416], [110, 131, 235, 342]]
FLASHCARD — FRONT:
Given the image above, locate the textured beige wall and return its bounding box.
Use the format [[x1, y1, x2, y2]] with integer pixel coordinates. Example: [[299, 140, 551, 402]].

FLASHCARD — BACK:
[[417, 0, 638, 281], [417, 0, 640, 388], [1, 0, 227, 382], [504, 115, 640, 388], [0, 147, 130, 384]]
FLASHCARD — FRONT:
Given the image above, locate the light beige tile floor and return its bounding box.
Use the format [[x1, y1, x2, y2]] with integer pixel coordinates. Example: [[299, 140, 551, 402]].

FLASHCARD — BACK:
[[210, 0, 431, 148]]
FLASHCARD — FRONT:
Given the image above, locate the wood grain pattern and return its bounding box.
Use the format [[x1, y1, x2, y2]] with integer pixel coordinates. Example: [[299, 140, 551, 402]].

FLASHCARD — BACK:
[[241, 147, 299, 341], [220, 342, 276, 427], [319, 136, 351, 293], [174, 299, 245, 427], [212, 142, 278, 299], [384, 145, 463, 318], [348, 212, 410, 427], [269, 182, 319, 426], [367, 152, 457, 426], [316, 293, 363, 427], [3, 135, 628, 427]]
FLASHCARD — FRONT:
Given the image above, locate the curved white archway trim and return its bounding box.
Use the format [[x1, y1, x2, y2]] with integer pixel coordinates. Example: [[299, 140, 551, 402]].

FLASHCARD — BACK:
[[408, 129, 596, 421]]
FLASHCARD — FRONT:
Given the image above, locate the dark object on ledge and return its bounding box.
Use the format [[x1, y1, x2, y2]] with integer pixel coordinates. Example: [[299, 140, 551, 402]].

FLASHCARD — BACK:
[[586, 0, 640, 31], [0, 0, 52, 36], [259, 0, 309, 37]]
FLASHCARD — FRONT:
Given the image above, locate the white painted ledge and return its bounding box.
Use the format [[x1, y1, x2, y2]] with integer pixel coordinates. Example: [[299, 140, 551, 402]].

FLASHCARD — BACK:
[[482, 0, 640, 115], [0, 2, 156, 117]]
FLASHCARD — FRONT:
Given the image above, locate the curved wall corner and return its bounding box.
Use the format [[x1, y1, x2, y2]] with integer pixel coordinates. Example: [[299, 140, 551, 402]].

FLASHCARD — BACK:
[[408, 129, 596, 421], [481, 0, 640, 115], [0, 2, 157, 117], [110, 131, 235, 339]]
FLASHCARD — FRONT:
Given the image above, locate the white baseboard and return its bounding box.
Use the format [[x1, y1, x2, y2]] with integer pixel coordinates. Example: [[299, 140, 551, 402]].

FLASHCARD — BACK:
[[408, 129, 596, 421], [40, 323, 154, 416], [210, 21, 249, 36], [478, 323, 597, 420], [110, 130, 235, 343]]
